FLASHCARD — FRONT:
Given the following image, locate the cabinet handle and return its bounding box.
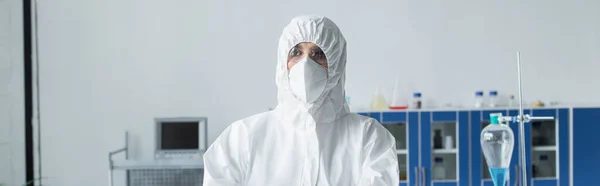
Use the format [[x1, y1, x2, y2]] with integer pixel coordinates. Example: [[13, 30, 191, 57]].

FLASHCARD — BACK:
[[514, 165, 520, 186], [421, 167, 426, 186], [415, 166, 420, 186]]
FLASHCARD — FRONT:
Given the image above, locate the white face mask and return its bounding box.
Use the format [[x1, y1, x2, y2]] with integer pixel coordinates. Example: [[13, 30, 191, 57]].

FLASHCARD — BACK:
[[288, 57, 328, 104]]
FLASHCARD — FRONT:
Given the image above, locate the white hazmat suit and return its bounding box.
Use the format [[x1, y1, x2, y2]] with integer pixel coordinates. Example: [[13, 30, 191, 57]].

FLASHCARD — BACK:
[[203, 15, 399, 186]]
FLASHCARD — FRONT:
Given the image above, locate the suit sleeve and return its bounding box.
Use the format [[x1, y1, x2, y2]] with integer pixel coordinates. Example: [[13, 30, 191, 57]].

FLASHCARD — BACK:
[[359, 119, 400, 186], [203, 122, 249, 186]]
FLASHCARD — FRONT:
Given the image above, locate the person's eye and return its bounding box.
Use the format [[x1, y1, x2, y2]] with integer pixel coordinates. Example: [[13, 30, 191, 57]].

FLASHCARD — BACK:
[[311, 51, 326, 59], [289, 48, 301, 56]]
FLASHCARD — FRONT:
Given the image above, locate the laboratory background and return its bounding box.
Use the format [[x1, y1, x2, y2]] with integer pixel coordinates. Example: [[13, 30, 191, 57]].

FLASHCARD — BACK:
[[1, 0, 599, 186]]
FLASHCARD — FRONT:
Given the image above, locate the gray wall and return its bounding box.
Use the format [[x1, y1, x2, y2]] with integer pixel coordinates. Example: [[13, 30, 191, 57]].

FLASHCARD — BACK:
[[35, 0, 599, 185], [0, 0, 25, 185]]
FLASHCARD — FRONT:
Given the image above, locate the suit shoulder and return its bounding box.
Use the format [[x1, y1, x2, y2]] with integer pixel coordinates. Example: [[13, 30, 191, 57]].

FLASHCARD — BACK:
[[342, 113, 382, 128], [234, 111, 273, 128]]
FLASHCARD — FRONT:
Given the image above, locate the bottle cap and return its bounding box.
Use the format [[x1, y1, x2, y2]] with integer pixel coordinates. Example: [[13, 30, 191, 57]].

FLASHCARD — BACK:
[[540, 154, 549, 161], [490, 91, 498, 96], [476, 91, 484, 96], [413, 92, 422, 98]]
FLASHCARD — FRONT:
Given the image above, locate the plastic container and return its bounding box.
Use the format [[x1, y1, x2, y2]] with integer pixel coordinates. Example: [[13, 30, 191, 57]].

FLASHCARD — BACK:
[[474, 91, 484, 108], [412, 92, 422, 109], [489, 91, 498, 107], [444, 136, 453, 149], [433, 157, 446, 180], [481, 113, 515, 186]]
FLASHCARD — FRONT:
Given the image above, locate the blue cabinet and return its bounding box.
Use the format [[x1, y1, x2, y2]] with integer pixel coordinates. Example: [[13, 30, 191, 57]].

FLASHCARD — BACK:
[[359, 107, 584, 186], [423, 111, 470, 186], [361, 110, 470, 186]]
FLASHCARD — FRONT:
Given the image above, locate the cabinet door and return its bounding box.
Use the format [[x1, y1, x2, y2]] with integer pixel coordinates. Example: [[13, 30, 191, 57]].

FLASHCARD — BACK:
[[381, 111, 417, 186], [572, 108, 600, 185], [408, 112, 420, 186], [527, 109, 559, 186], [422, 111, 465, 186], [557, 109, 569, 186]]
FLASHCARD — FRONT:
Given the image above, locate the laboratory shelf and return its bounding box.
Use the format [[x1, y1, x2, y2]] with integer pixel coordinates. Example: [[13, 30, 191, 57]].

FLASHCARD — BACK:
[[396, 149, 408, 154], [430, 180, 458, 185], [358, 106, 600, 186], [532, 146, 557, 151], [432, 149, 457, 154]]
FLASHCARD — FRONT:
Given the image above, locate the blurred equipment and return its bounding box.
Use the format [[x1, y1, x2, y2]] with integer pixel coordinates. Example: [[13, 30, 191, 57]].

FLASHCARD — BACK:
[[154, 117, 208, 159], [108, 117, 208, 186], [531, 100, 545, 107]]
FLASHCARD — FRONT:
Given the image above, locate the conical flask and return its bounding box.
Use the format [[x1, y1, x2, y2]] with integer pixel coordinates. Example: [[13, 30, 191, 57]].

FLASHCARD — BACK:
[[481, 113, 515, 186], [370, 86, 387, 110], [389, 77, 408, 109]]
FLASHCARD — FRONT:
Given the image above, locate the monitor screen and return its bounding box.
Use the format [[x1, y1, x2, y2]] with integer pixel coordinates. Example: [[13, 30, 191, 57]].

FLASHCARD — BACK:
[[160, 121, 199, 150]]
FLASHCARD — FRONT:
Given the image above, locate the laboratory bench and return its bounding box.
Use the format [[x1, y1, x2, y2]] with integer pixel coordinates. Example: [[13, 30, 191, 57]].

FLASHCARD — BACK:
[[357, 106, 600, 186]]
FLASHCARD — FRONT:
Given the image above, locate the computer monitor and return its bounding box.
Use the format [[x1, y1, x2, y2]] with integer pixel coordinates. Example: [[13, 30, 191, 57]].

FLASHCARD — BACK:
[[154, 117, 207, 159]]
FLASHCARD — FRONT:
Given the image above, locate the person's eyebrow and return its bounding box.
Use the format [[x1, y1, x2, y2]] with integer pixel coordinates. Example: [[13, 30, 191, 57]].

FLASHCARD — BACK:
[[310, 46, 323, 52], [293, 45, 303, 49]]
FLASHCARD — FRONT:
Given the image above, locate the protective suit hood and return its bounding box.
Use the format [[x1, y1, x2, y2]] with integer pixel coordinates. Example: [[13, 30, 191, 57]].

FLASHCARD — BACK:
[[275, 15, 349, 124]]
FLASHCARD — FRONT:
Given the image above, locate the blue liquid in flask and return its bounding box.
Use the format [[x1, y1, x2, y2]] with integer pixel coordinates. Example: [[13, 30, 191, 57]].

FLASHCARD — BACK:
[[489, 167, 508, 186], [481, 113, 514, 186]]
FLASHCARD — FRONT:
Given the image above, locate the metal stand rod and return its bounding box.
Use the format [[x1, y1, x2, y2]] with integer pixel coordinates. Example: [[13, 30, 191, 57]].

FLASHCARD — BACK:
[[516, 52, 528, 186], [108, 132, 129, 186], [527, 116, 554, 121]]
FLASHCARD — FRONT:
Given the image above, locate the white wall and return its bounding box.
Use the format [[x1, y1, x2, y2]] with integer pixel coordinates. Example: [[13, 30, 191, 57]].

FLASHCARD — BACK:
[[36, 0, 599, 185], [0, 0, 26, 185]]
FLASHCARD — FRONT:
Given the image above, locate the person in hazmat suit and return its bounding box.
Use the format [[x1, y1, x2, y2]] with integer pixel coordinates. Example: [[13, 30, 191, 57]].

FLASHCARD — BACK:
[[203, 15, 399, 186]]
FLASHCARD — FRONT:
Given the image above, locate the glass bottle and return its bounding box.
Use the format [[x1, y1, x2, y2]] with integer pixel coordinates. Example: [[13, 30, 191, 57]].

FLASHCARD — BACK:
[[412, 92, 422, 109], [481, 113, 514, 186], [489, 91, 498, 107], [433, 129, 443, 149], [475, 91, 484, 108], [537, 154, 552, 177], [433, 157, 446, 180]]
